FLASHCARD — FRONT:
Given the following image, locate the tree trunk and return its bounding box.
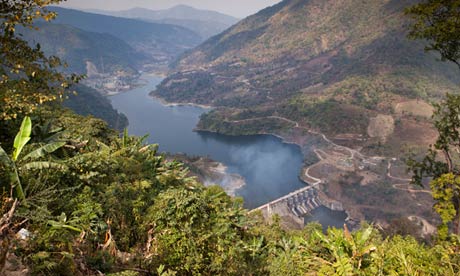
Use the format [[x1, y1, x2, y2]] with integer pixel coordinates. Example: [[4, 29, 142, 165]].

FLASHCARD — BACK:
[[0, 233, 11, 273], [454, 196, 460, 236]]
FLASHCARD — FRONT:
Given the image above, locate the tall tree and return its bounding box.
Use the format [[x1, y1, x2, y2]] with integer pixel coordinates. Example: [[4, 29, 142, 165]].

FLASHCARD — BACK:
[[406, 0, 460, 238], [0, 0, 79, 122]]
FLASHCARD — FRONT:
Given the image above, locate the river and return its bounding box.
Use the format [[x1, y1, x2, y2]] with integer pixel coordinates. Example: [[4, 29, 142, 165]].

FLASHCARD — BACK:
[[110, 75, 346, 229]]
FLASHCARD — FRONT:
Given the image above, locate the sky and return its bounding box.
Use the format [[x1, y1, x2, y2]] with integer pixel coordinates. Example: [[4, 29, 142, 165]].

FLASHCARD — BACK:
[[59, 0, 282, 18]]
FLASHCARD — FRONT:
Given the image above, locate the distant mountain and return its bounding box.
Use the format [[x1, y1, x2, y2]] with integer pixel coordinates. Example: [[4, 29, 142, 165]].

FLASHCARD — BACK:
[[154, 0, 459, 149], [19, 22, 145, 75], [85, 5, 240, 40], [48, 7, 202, 63]]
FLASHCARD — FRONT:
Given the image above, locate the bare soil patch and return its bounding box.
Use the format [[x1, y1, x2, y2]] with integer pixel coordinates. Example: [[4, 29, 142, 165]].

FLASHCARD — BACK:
[[367, 114, 395, 142], [394, 100, 434, 118]]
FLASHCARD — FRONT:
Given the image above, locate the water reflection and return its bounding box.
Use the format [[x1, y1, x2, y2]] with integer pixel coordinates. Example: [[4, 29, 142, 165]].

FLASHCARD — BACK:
[[110, 75, 346, 226]]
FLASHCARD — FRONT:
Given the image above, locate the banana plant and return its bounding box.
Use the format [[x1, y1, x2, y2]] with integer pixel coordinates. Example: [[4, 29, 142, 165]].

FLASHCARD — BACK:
[[0, 116, 66, 200], [315, 225, 377, 275]]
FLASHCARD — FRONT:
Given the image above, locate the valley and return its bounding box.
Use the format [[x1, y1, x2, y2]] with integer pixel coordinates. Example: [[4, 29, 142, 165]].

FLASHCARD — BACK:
[[16, 0, 450, 233], [4, 0, 460, 274], [32, 0, 447, 233], [151, 0, 453, 231]]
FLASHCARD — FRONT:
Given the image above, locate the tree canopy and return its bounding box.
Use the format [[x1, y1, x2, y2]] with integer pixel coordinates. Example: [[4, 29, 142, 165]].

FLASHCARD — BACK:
[[406, 0, 460, 67], [0, 0, 79, 121], [407, 0, 460, 238]]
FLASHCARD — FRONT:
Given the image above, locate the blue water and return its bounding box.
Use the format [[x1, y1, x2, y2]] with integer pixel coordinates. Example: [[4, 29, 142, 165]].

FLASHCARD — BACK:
[[110, 74, 347, 232], [110, 75, 305, 209]]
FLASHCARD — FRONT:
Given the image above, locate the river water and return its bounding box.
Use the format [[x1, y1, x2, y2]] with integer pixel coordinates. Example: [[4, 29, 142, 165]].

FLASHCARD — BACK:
[[110, 75, 346, 229]]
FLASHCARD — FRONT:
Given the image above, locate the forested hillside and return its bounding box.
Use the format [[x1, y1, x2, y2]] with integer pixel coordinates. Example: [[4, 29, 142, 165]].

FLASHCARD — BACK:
[[63, 85, 128, 130], [154, 0, 459, 153], [19, 22, 144, 75], [49, 7, 202, 63], [2, 0, 460, 275]]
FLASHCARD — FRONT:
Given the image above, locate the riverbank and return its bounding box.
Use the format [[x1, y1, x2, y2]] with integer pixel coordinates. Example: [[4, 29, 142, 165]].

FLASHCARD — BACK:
[[122, 76, 436, 236], [162, 100, 357, 222], [149, 94, 213, 109], [204, 162, 246, 197], [188, 107, 437, 232], [194, 124, 356, 225]]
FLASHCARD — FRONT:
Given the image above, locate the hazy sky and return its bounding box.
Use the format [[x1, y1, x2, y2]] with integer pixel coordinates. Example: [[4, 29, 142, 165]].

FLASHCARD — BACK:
[[59, 0, 282, 18]]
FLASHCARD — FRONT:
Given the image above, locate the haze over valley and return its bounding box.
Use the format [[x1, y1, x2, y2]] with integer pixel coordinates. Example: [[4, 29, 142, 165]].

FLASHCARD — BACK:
[[3, 0, 460, 274]]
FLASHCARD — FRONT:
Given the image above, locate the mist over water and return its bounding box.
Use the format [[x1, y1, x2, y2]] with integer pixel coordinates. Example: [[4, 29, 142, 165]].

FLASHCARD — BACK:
[[110, 75, 347, 228], [225, 137, 305, 206], [110, 75, 305, 208]]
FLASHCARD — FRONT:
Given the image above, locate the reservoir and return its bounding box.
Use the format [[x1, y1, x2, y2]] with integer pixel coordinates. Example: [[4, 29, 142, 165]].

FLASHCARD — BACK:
[[110, 75, 346, 228]]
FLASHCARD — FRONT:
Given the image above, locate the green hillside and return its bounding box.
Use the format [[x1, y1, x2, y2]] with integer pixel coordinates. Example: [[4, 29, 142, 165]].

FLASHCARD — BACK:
[[63, 84, 128, 130], [49, 7, 202, 62], [19, 22, 144, 75], [154, 0, 459, 152]]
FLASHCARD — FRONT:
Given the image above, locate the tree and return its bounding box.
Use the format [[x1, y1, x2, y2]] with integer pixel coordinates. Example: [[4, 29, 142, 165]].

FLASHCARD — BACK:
[[406, 0, 460, 238], [408, 95, 460, 238], [0, 0, 80, 122], [406, 0, 460, 68]]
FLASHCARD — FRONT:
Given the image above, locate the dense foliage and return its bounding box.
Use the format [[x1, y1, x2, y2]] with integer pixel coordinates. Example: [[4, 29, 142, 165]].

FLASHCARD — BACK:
[[63, 84, 128, 130], [2, 0, 460, 275], [406, 0, 460, 67], [0, 0, 80, 121], [407, 0, 460, 239], [2, 116, 460, 275]]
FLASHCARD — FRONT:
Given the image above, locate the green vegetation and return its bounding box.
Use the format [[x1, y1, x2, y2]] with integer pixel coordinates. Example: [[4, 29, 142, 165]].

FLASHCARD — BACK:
[[1, 115, 460, 275], [198, 109, 292, 136], [19, 22, 144, 75], [63, 84, 128, 130], [407, 0, 460, 239], [406, 0, 460, 67], [0, 0, 80, 121], [153, 0, 459, 145], [409, 95, 460, 239], [4, 0, 460, 275]]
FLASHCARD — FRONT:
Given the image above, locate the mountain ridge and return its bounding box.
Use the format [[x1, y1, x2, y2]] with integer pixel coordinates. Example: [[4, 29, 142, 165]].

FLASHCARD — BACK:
[[155, 0, 459, 146], [48, 7, 202, 64], [85, 5, 238, 25], [82, 5, 239, 40], [19, 22, 145, 75], [152, 0, 459, 223]]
